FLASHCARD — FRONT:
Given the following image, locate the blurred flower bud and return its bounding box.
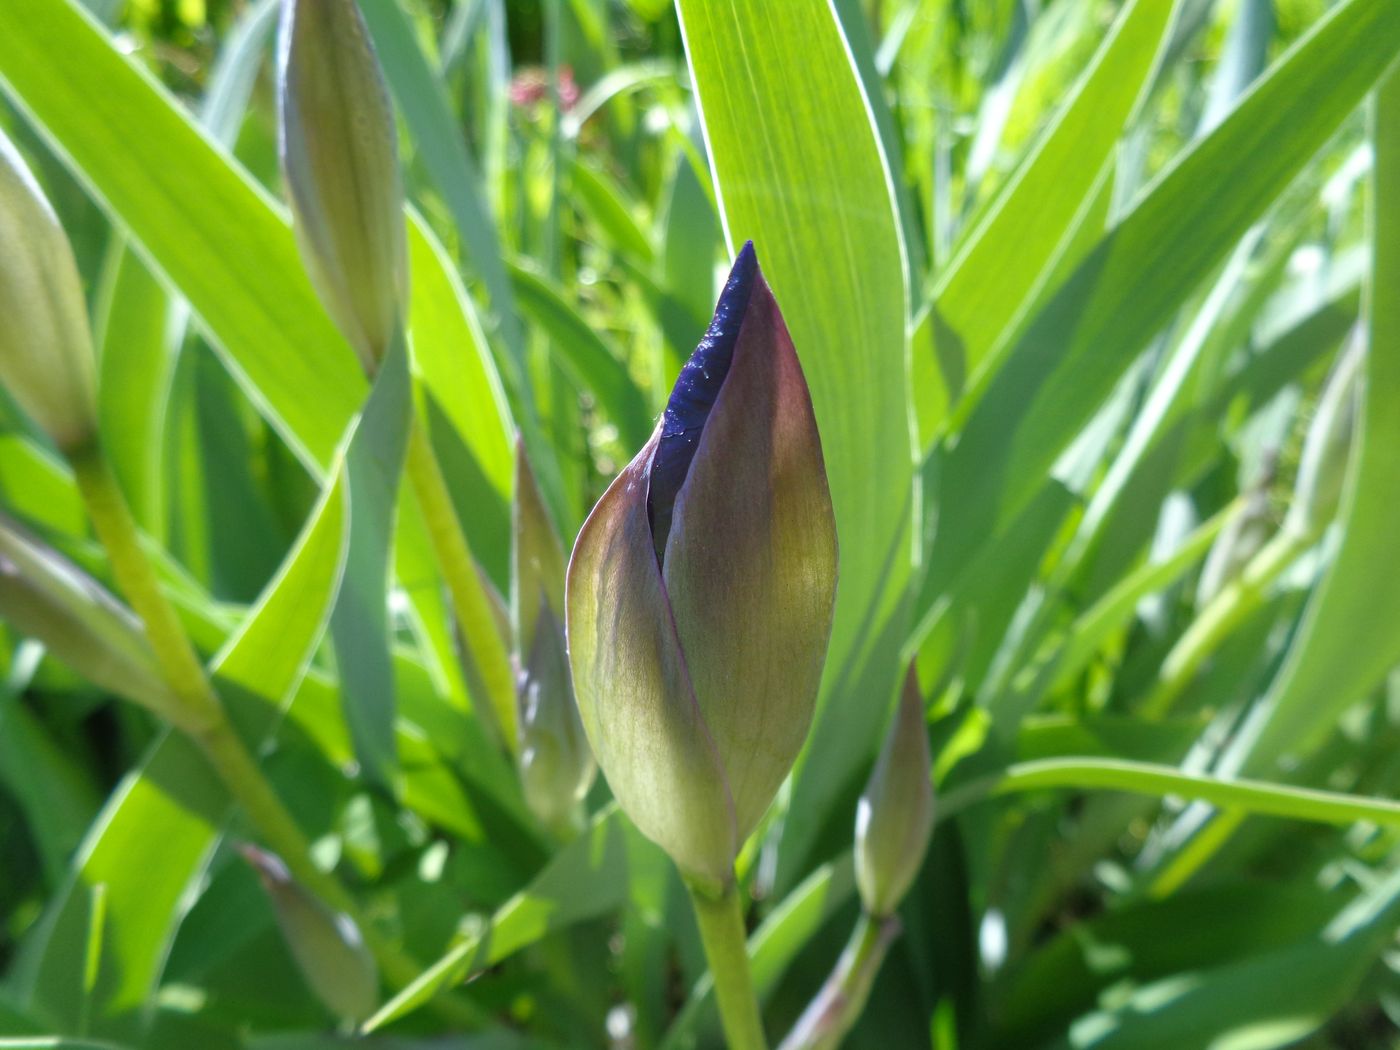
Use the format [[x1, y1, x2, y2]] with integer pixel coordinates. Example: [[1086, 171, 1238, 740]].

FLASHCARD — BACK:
[[518, 604, 595, 833], [513, 441, 594, 833], [0, 518, 179, 719], [566, 243, 838, 891], [513, 436, 567, 661], [1195, 480, 1273, 609], [278, 0, 407, 374], [0, 130, 97, 455], [1285, 334, 1362, 541], [240, 844, 378, 1024], [855, 667, 934, 917]]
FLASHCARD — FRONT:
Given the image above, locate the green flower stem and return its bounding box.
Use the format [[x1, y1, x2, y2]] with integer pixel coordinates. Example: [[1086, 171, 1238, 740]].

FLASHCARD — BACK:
[[403, 417, 516, 746], [67, 445, 470, 1016], [778, 912, 899, 1050], [1145, 806, 1247, 898], [1138, 525, 1310, 719], [69, 446, 222, 738], [688, 879, 769, 1050], [71, 448, 350, 907]]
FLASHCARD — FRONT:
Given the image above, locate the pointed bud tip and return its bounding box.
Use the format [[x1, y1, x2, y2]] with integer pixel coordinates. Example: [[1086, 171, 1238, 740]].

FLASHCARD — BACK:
[[856, 667, 935, 917], [237, 842, 290, 885], [240, 841, 379, 1023], [647, 242, 761, 559], [512, 435, 566, 654]]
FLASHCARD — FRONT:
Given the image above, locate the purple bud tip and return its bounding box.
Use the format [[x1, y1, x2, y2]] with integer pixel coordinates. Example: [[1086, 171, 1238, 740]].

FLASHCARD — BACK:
[[237, 842, 291, 888], [648, 241, 758, 561]]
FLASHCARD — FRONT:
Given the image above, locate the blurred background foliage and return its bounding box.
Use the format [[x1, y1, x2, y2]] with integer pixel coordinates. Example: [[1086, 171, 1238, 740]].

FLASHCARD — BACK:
[[2, 0, 1400, 1047]]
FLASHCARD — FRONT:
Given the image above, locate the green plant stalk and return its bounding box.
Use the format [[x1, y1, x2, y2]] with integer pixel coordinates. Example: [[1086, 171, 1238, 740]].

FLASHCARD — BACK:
[[1138, 525, 1309, 719], [688, 879, 769, 1050], [403, 417, 516, 746], [989, 499, 1242, 720], [66, 444, 452, 1008], [70, 447, 222, 737], [1145, 806, 1246, 898], [777, 911, 899, 1050]]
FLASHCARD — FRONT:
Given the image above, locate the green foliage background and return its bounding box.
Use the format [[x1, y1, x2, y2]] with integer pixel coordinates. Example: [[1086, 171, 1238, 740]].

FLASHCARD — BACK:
[[2, 0, 1400, 1047]]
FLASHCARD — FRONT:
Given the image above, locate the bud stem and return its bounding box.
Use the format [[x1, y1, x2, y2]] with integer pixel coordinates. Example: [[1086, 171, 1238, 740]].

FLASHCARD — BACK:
[[403, 418, 516, 745], [777, 912, 899, 1050], [687, 879, 768, 1050], [68, 444, 481, 1025], [70, 447, 222, 737], [1139, 524, 1311, 719]]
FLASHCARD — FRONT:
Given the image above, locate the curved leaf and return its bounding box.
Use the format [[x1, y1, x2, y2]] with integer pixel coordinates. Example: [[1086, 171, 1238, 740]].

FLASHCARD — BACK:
[[1227, 63, 1400, 771]]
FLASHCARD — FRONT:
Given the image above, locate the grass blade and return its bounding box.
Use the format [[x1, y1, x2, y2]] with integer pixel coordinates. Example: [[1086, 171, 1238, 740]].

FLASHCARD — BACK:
[[943, 757, 1400, 829]]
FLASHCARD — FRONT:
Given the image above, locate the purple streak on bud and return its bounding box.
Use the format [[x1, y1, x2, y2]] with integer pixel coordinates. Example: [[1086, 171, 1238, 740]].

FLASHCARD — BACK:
[[648, 240, 757, 561]]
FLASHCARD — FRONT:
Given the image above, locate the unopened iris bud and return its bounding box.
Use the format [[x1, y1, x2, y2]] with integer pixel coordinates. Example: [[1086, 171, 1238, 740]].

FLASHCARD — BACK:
[[855, 667, 934, 918], [278, 0, 407, 374], [0, 518, 179, 719], [240, 844, 378, 1024], [514, 437, 567, 664], [519, 604, 595, 833], [1196, 483, 1273, 608], [513, 440, 595, 833], [0, 130, 98, 455], [566, 243, 838, 891], [1285, 335, 1362, 541]]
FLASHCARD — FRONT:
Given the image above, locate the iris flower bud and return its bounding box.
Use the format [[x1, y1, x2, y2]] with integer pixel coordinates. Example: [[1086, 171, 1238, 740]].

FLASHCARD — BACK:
[[278, 0, 407, 374], [0, 518, 179, 719], [240, 844, 379, 1024], [566, 243, 838, 891], [0, 130, 98, 455], [1196, 474, 1274, 609], [855, 667, 934, 918], [513, 440, 595, 833], [1285, 336, 1362, 541]]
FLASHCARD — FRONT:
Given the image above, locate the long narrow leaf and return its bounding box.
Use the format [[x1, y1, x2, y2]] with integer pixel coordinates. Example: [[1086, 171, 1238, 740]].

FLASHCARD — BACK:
[[921, 0, 1176, 433], [1225, 62, 1400, 771], [930, 0, 1400, 591]]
